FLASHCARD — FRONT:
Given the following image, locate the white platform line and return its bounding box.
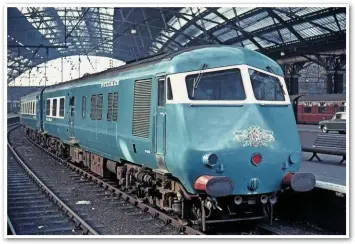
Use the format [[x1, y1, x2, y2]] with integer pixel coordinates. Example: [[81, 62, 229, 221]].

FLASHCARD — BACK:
[[315, 180, 346, 194]]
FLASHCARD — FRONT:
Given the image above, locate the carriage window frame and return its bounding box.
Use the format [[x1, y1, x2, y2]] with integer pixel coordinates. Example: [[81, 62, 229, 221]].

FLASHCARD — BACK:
[[318, 106, 326, 114], [59, 98, 65, 118], [46, 99, 51, 116], [303, 106, 312, 113], [46, 96, 65, 119], [21, 100, 36, 115], [52, 99, 58, 117], [82, 96, 86, 118]]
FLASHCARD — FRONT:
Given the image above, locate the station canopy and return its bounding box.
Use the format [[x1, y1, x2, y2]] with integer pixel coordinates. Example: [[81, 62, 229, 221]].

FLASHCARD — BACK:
[[7, 7, 346, 85]]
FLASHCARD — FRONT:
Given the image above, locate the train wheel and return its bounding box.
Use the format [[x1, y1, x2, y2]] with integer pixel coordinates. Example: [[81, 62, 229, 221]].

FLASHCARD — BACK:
[[321, 125, 328, 133]]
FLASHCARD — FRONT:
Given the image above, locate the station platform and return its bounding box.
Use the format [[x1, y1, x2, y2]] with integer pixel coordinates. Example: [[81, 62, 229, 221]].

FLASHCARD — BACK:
[[7, 113, 19, 119], [298, 125, 346, 193], [300, 154, 346, 192]]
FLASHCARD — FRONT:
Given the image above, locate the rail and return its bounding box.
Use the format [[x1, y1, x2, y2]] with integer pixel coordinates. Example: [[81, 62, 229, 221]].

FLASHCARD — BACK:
[[7, 122, 99, 235]]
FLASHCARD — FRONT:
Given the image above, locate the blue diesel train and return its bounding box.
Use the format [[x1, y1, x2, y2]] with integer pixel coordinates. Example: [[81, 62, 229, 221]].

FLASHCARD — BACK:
[[20, 45, 315, 230]]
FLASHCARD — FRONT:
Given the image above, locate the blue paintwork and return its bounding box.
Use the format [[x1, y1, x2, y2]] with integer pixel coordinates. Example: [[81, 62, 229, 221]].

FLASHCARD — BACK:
[[168, 46, 283, 76], [165, 103, 301, 195], [20, 46, 300, 197], [20, 91, 40, 131]]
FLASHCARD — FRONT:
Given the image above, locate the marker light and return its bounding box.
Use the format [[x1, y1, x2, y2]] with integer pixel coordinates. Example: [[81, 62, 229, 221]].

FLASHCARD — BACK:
[[251, 153, 262, 166]]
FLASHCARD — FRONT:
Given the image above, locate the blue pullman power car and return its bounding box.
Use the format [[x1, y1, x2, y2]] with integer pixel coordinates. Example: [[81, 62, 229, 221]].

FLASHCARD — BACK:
[[20, 45, 315, 230]]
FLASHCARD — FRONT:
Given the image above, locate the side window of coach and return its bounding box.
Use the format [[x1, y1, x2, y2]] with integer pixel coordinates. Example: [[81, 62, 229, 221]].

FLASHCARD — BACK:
[[52, 99, 57, 117], [82, 96, 86, 118], [59, 98, 65, 117], [46, 99, 51, 116]]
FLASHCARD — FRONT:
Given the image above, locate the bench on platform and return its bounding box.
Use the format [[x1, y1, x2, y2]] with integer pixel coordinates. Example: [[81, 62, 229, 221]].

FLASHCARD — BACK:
[[302, 133, 346, 165]]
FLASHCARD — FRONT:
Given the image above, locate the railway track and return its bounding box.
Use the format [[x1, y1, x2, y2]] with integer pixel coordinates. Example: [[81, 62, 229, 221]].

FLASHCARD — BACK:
[[7, 123, 98, 235], [256, 223, 291, 235], [26, 132, 203, 235]]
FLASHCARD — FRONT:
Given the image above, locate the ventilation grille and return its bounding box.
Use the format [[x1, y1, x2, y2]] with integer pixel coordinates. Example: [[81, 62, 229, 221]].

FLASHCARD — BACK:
[[113, 92, 119, 121], [90, 95, 96, 119], [132, 79, 152, 138], [107, 93, 113, 121], [97, 94, 103, 120]]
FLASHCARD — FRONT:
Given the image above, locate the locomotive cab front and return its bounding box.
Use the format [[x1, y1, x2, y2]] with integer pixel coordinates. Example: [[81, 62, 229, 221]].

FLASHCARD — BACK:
[[162, 64, 315, 229]]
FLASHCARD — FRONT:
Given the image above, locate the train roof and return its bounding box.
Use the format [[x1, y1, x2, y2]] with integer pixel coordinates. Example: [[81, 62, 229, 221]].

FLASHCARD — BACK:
[[290, 94, 346, 101], [42, 45, 283, 92], [20, 88, 43, 101]]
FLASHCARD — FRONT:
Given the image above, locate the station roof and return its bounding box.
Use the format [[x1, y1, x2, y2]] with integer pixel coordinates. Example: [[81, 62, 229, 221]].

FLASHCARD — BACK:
[[7, 7, 346, 83]]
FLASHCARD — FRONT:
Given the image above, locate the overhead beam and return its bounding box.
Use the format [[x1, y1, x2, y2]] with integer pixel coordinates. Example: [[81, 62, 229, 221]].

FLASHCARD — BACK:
[[208, 8, 266, 50], [333, 12, 342, 31], [8, 44, 68, 48], [178, 9, 223, 44], [65, 8, 91, 40], [266, 8, 308, 45]]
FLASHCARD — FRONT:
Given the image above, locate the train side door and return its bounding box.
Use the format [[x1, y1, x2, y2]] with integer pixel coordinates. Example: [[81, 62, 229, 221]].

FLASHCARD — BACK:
[[69, 96, 75, 138], [155, 77, 167, 170]]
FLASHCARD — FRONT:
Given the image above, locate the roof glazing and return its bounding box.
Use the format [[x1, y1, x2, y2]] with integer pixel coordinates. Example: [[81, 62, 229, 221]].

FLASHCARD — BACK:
[[7, 7, 346, 84]]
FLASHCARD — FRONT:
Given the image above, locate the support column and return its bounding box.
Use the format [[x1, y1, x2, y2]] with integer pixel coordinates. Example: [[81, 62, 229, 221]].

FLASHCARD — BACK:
[[334, 71, 344, 94], [324, 54, 346, 94], [283, 63, 304, 95], [326, 71, 335, 94], [285, 74, 300, 95]]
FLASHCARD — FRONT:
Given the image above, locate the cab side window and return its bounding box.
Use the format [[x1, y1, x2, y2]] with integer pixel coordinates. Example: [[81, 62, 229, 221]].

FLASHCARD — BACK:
[[158, 78, 165, 107], [167, 78, 173, 100]]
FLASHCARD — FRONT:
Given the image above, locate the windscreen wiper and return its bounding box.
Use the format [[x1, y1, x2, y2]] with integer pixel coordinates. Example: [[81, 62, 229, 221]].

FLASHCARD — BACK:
[[192, 63, 208, 98]]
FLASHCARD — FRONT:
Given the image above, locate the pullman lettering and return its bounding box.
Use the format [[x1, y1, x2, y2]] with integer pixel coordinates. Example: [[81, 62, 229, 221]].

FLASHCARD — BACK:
[[101, 81, 119, 88]]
